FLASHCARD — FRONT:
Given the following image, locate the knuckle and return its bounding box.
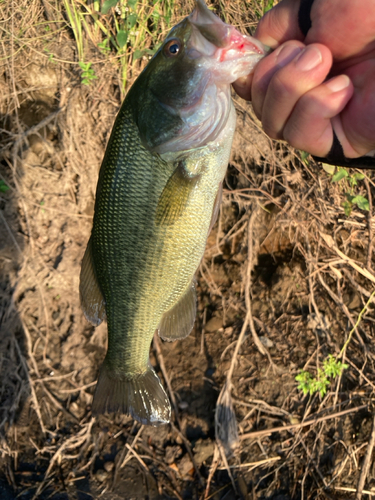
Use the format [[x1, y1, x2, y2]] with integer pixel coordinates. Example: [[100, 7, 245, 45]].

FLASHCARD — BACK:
[[269, 71, 297, 100], [283, 121, 303, 148], [262, 119, 282, 140]]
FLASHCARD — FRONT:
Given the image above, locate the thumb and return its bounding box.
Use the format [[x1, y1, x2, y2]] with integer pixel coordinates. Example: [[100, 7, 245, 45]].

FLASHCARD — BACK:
[[255, 0, 304, 48]]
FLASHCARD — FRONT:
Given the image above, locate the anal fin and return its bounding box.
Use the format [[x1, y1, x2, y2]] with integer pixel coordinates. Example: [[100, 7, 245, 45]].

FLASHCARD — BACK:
[[158, 281, 197, 341], [79, 238, 106, 326]]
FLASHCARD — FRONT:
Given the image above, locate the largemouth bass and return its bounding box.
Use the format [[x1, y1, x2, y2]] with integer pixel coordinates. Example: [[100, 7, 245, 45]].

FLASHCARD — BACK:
[[80, 0, 268, 425]]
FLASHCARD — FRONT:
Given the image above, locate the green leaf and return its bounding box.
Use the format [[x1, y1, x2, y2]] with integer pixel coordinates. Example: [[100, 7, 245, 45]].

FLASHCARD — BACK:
[[264, 0, 274, 13], [345, 193, 355, 203], [352, 195, 370, 211], [0, 180, 9, 193], [353, 173, 365, 182], [79, 61, 90, 71], [116, 29, 128, 48], [332, 168, 348, 182], [343, 200, 352, 217], [101, 0, 119, 15], [98, 39, 110, 53], [322, 163, 335, 176], [133, 49, 144, 60], [127, 12, 137, 29], [128, 0, 138, 11]]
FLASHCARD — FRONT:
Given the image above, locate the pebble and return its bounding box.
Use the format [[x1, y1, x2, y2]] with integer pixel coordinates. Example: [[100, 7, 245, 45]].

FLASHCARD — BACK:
[[205, 316, 223, 333], [104, 461, 114, 472], [193, 439, 215, 466], [259, 336, 274, 348], [95, 469, 108, 482]]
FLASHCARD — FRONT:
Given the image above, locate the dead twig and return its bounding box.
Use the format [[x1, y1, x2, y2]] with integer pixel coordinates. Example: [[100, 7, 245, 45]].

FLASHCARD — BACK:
[[356, 413, 375, 500], [153, 335, 204, 487], [364, 177, 373, 272], [203, 444, 221, 500], [321, 233, 375, 285], [240, 404, 368, 440]]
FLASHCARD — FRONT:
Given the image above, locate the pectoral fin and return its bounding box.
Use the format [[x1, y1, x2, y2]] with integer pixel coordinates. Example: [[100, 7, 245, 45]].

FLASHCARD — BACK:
[[158, 281, 197, 341], [155, 161, 200, 226], [79, 238, 106, 326]]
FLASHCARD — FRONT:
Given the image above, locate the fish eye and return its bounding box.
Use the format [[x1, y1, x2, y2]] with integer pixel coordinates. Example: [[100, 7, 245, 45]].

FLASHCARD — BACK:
[[164, 39, 182, 57]]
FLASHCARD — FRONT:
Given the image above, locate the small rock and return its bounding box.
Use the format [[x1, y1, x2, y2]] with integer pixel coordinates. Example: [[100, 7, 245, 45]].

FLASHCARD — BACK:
[[95, 469, 108, 482], [178, 454, 194, 479], [193, 439, 215, 466], [104, 461, 114, 472], [165, 445, 183, 464], [175, 434, 183, 445], [224, 327, 233, 337], [347, 292, 361, 310], [205, 316, 223, 333], [69, 402, 79, 414], [259, 336, 274, 348], [307, 313, 331, 332], [23, 151, 40, 167], [178, 401, 189, 410]]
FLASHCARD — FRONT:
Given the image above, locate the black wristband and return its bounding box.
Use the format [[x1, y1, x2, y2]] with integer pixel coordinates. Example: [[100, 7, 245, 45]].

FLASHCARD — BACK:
[[313, 132, 375, 170]]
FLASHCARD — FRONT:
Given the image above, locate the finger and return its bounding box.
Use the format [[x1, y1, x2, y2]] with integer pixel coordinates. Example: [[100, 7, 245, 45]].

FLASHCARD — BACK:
[[233, 39, 305, 102], [233, 0, 304, 102], [232, 73, 254, 101], [251, 41, 304, 117], [282, 74, 353, 156], [255, 43, 332, 139], [255, 0, 303, 48], [339, 59, 375, 156]]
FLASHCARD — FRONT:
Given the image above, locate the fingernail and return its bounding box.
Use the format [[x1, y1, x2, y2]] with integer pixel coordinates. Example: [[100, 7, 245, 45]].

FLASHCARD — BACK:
[[295, 46, 322, 71], [325, 74, 350, 92], [275, 44, 302, 68]]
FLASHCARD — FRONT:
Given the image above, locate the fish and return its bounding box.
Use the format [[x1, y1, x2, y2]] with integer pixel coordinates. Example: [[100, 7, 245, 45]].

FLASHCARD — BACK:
[[79, 0, 268, 426]]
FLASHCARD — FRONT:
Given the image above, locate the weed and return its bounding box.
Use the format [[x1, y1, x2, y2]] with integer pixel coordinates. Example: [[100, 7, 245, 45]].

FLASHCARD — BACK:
[[263, 0, 274, 13], [296, 356, 348, 398], [60, 1, 176, 93], [254, 0, 275, 19], [63, 0, 84, 62], [296, 290, 375, 397], [79, 61, 97, 85], [323, 164, 370, 216], [0, 180, 9, 193]]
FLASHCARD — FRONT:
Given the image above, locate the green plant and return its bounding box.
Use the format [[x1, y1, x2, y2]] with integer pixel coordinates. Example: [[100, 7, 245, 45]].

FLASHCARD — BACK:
[[323, 164, 370, 216], [61, 1, 176, 94], [263, 0, 274, 13], [296, 356, 348, 398], [79, 61, 97, 85], [63, 0, 85, 62], [296, 290, 375, 397], [0, 180, 9, 193]]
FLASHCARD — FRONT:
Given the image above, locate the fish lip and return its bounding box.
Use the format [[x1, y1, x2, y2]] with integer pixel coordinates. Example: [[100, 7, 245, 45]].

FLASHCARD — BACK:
[[188, 1, 268, 61], [189, 0, 231, 48]]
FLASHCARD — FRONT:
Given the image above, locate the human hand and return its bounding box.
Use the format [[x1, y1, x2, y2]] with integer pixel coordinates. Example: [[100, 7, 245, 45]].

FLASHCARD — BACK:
[[233, 0, 375, 159]]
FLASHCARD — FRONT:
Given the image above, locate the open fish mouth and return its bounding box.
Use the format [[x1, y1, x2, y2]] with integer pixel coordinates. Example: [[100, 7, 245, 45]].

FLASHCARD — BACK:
[[188, 0, 268, 75]]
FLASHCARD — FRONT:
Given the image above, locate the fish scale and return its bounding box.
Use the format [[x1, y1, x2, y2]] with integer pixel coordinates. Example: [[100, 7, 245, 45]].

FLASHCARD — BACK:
[[79, 0, 268, 425]]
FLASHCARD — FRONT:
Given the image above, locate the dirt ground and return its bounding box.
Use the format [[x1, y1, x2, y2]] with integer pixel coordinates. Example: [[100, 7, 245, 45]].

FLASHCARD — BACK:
[[1, 1, 375, 499]]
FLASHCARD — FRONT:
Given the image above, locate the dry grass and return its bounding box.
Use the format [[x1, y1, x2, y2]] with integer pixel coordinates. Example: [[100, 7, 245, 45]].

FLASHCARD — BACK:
[[0, 1, 375, 499]]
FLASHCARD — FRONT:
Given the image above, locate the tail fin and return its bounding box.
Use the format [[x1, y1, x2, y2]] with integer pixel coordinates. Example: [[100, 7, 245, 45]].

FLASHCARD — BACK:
[[91, 361, 171, 426]]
